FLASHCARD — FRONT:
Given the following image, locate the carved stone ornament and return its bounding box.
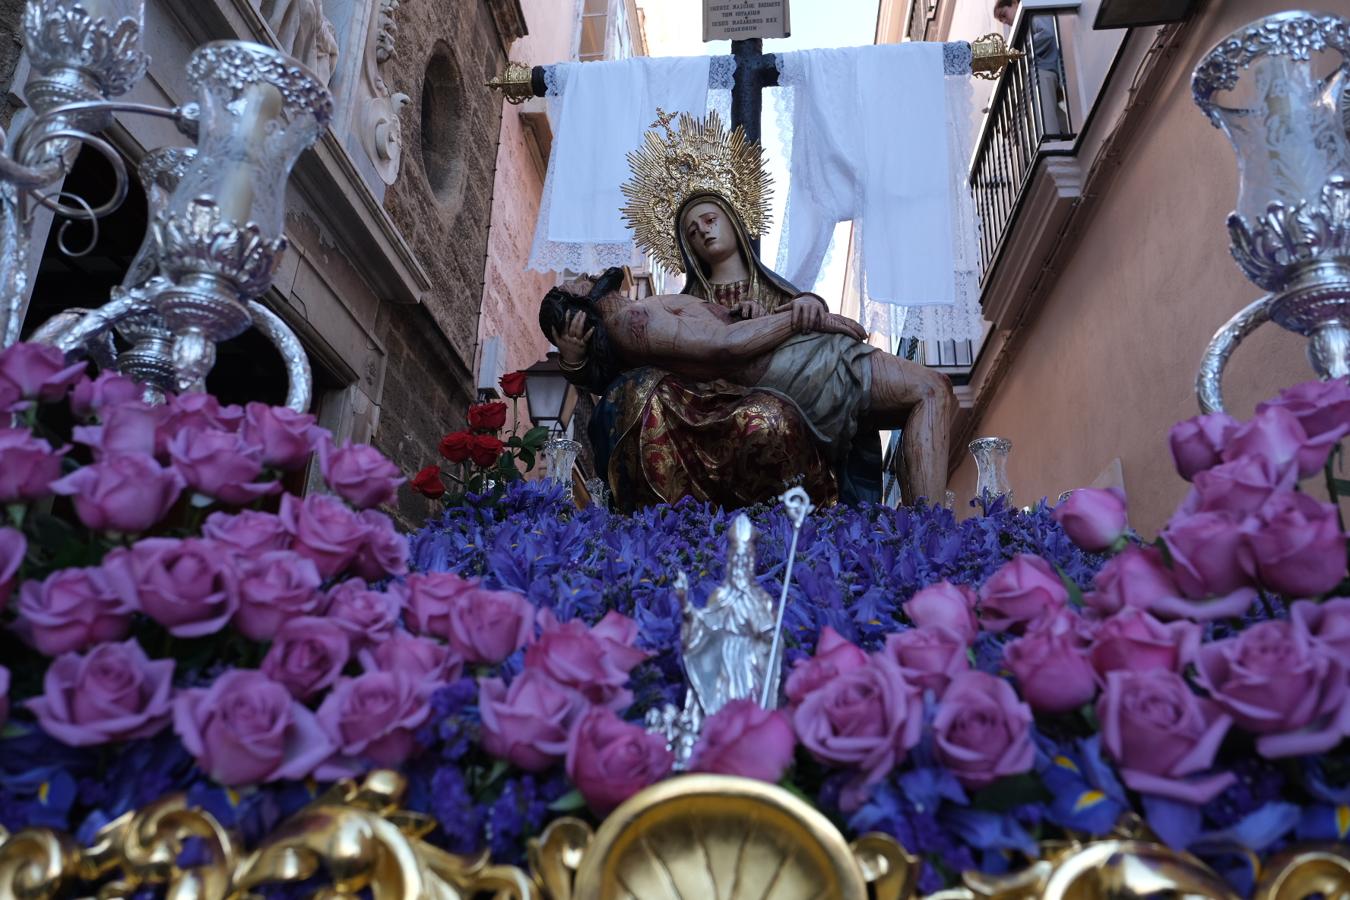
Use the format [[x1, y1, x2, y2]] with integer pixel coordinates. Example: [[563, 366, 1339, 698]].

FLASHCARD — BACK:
[[21, 0, 149, 98], [3, 769, 1347, 899], [360, 0, 411, 184]]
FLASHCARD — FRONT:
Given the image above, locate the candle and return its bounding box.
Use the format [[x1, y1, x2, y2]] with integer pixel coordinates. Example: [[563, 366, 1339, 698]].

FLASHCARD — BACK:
[[213, 81, 284, 227]]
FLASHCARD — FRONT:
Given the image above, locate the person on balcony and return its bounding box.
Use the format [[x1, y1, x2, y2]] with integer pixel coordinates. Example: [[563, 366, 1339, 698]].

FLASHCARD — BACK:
[[994, 0, 1070, 136]]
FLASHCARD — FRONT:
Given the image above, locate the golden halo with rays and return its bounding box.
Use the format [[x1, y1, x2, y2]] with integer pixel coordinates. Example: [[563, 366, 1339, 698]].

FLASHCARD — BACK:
[[620, 109, 773, 275]]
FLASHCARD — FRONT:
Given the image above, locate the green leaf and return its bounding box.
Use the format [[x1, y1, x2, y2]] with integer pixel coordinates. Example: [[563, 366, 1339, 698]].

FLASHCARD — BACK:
[[547, 788, 587, 812], [482, 759, 510, 790], [969, 773, 1051, 812], [522, 426, 550, 447], [519, 449, 536, 471], [1053, 563, 1084, 608]]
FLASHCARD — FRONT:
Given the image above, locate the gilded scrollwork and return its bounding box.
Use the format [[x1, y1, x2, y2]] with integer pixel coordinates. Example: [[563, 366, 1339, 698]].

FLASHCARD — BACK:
[[0, 770, 1345, 899]]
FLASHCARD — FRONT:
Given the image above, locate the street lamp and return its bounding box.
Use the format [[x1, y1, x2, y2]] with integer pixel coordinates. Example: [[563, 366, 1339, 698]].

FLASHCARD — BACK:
[[523, 350, 581, 497], [1093, 0, 1195, 29]]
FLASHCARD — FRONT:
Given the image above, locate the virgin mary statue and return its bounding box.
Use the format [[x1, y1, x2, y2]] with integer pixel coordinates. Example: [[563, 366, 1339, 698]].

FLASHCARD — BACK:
[[546, 112, 883, 511]]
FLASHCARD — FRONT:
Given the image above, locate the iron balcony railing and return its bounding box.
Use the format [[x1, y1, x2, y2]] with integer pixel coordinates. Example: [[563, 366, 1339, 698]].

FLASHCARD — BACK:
[[969, 11, 1076, 277]]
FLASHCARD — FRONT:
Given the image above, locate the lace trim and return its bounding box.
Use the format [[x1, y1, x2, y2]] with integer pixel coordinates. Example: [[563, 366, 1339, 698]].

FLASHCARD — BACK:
[[543, 62, 570, 96], [709, 55, 737, 89], [943, 41, 973, 75]]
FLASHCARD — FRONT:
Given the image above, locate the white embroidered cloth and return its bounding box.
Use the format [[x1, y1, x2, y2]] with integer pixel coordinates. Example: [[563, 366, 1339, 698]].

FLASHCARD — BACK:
[[775, 44, 984, 341], [528, 56, 713, 272]]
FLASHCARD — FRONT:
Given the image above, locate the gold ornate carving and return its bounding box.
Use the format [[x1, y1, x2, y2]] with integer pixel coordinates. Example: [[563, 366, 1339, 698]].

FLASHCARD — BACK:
[[486, 60, 536, 105], [620, 110, 773, 275], [1, 771, 1345, 899], [970, 33, 1025, 81]]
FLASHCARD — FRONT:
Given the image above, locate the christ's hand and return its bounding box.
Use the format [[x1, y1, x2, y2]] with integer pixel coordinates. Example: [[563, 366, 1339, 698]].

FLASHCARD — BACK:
[[552, 310, 594, 367]]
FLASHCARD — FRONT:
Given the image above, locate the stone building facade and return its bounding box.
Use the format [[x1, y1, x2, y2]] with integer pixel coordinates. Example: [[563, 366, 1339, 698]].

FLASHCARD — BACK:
[[0, 0, 527, 525]]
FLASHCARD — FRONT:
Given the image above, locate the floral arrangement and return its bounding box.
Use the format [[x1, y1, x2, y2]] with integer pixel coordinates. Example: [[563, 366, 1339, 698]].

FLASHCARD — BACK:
[[409, 371, 550, 502], [2, 330, 1348, 899]]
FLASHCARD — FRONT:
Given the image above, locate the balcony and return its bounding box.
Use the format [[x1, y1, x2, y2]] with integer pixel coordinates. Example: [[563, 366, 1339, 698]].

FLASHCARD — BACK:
[[969, 11, 1077, 275]]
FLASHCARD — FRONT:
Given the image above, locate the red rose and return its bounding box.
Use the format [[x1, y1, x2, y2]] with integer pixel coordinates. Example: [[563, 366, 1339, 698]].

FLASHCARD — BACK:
[[499, 371, 527, 399], [467, 401, 508, 433], [438, 431, 471, 463], [410, 465, 445, 498], [469, 434, 505, 468]]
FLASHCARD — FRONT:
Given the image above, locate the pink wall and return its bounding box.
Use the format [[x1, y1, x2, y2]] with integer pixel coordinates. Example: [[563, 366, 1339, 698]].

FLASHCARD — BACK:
[[947, 0, 1320, 535], [476, 0, 577, 394]]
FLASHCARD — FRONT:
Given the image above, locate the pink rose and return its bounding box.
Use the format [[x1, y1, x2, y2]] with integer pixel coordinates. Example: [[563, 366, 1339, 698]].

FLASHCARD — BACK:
[[0, 342, 86, 404], [26, 639, 173, 746], [0, 428, 66, 502], [1292, 598, 1350, 660], [566, 706, 674, 814], [438, 582, 534, 665], [160, 393, 244, 443], [524, 610, 649, 709], [261, 616, 351, 699], [792, 655, 923, 811], [318, 439, 404, 509], [978, 554, 1068, 633], [932, 671, 1035, 789], [50, 453, 183, 533], [1160, 511, 1256, 599], [1242, 491, 1347, 597], [1169, 412, 1239, 481], [70, 371, 142, 418], [1, 527, 26, 607], [233, 551, 324, 641], [0, 665, 8, 731], [74, 401, 164, 459], [1098, 669, 1235, 804], [358, 632, 463, 689], [1084, 547, 1186, 618], [351, 509, 409, 580], [1004, 611, 1098, 713], [324, 579, 402, 648], [1188, 455, 1296, 517], [102, 538, 239, 638], [1259, 378, 1350, 444], [882, 626, 970, 696], [405, 571, 478, 635], [903, 581, 979, 644], [166, 426, 279, 506], [202, 510, 292, 556], [242, 401, 320, 471], [480, 669, 588, 772], [1053, 487, 1128, 552], [1089, 608, 1200, 678], [279, 494, 369, 579], [1222, 406, 1339, 479], [174, 669, 334, 785], [14, 567, 131, 655], [1193, 620, 1348, 758], [316, 671, 431, 767], [784, 626, 869, 708], [688, 698, 795, 783]]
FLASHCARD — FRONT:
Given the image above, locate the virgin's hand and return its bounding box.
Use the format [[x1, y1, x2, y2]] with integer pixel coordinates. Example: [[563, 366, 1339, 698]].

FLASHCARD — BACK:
[[551, 310, 594, 365], [790, 295, 827, 332], [735, 300, 766, 320]]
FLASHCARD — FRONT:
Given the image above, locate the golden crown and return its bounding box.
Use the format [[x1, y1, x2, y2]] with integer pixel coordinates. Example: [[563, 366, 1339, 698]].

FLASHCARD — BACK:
[[620, 109, 772, 275]]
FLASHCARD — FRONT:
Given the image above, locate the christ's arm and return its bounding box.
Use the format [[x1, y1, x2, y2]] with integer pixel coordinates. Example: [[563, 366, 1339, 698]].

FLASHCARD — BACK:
[[615, 300, 867, 366]]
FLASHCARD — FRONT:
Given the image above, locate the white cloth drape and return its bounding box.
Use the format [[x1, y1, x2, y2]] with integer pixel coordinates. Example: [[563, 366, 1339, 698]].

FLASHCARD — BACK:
[[776, 44, 983, 341], [528, 56, 713, 272]]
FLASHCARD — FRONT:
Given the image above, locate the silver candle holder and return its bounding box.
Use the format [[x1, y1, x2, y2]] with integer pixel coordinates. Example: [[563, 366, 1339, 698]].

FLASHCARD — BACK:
[[0, 1, 331, 412], [1192, 12, 1350, 412]]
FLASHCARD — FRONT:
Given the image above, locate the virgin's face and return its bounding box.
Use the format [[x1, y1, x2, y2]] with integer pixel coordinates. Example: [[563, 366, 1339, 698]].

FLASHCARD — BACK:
[[680, 201, 740, 267]]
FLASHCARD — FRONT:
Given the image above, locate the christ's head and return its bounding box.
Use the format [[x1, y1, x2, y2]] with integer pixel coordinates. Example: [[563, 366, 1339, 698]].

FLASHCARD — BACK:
[[993, 0, 1017, 26]]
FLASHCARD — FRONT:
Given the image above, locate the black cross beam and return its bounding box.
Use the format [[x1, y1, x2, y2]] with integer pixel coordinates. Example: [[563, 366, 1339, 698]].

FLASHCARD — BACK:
[[522, 40, 780, 143]]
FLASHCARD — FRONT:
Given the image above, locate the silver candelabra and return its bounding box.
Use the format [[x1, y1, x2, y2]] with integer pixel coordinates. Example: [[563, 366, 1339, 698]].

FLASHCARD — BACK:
[[1192, 12, 1350, 413], [0, 0, 332, 411]]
